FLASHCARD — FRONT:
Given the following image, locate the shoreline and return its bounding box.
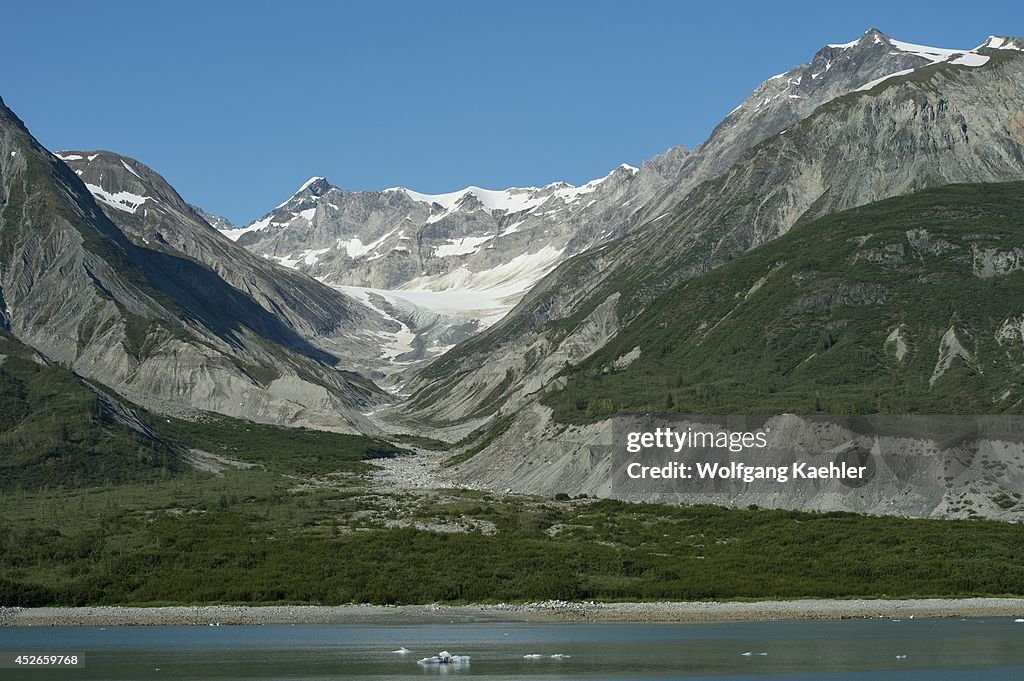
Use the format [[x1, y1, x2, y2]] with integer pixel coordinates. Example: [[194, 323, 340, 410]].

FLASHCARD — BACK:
[[3, 598, 1024, 627]]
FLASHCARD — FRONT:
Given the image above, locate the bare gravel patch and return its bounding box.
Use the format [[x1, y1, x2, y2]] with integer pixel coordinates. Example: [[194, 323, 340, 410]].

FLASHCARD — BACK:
[[6, 599, 1024, 627]]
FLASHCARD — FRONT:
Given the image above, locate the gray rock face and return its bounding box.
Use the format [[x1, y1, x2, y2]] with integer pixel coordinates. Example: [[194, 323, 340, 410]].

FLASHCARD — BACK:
[[637, 29, 1014, 223], [225, 164, 681, 291], [0, 99, 386, 431], [189, 204, 233, 231], [56, 150, 398, 377], [219, 160, 693, 375], [449, 408, 1024, 521], [394, 37, 1024, 440], [226, 29, 1008, 383]]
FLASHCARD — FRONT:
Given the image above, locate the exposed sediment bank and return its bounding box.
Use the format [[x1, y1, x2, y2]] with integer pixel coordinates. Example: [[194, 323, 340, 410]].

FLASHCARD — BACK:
[[4, 598, 1024, 627]]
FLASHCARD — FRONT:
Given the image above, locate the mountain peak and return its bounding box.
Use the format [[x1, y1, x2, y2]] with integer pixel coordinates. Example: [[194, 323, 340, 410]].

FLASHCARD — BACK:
[[827, 28, 988, 65], [296, 176, 331, 196], [981, 35, 1024, 51]]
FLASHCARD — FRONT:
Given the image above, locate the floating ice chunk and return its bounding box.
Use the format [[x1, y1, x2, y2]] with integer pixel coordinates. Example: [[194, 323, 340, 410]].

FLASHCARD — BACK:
[[417, 650, 470, 665]]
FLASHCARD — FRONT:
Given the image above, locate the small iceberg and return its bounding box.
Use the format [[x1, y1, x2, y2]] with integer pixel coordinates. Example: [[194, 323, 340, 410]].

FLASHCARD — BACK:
[[523, 654, 543, 659], [896, 654, 908, 660], [1015, 618, 1024, 623], [550, 653, 571, 659], [391, 647, 412, 655], [418, 650, 470, 666]]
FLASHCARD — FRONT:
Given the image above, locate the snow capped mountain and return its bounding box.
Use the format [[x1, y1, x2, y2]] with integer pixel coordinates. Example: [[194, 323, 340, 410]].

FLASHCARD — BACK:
[[385, 28, 1024, 435], [751, 28, 1010, 112], [633, 29, 1024, 225], [54, 150, 402, 384], [389, 165, 638, 220], [218, 161, 675, 376], [212, 28, 1024, 384]]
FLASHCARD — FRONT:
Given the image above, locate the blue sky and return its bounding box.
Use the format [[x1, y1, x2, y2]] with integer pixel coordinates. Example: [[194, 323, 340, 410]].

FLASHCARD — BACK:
[[4, 0, 1021, 224]]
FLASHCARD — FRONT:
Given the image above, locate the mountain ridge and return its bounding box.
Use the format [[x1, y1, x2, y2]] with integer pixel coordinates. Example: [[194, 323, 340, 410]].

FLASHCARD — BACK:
[[389, 33, 1024, 439], [1, 100, 389, 432], [445, 181, 1024, 520]]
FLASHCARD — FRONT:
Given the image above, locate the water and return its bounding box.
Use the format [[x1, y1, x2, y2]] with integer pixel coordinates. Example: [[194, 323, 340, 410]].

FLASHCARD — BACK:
[[1, 619, 1022, 680]]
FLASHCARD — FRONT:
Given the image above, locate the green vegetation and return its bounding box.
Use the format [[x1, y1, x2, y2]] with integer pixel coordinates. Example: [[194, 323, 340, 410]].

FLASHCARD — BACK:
[[2, 479, 1023, 606], [2, 304, 1023, 606], [444, 415, 515, 467], [388, 433, 450, 450], [545, 182, 1024, 421], [4, 168, 1024, 607], [0, 323, 408, 489], [154, 414, 407, 476], [0, 332, 181, 491]]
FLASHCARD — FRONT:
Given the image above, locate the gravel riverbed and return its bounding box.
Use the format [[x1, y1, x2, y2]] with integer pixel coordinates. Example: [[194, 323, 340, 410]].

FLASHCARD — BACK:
[[4, 598, 1024, 626]]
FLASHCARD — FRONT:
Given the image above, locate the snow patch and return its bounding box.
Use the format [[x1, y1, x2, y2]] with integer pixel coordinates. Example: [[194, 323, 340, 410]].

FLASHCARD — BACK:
[[949, 52, 989, 67], [298, 176, 325, 192], [85, 183, 149, 214], [888, 38, 971, 63], [855, 69, 916, 92], [827, 38, 860, 49], [56, 153, 83, 161], [389, 162, 631, 225], [301, 247, 330, 266], [333, 286, 419, 362], [341, 228, 399, 258], [397, 245, 565, 325], [434, 235, 495, 257], [501, 219, 526, 235], [221, 217, 272, 241], [120, 160, 142, 179], [982, 36, 1024, 51]]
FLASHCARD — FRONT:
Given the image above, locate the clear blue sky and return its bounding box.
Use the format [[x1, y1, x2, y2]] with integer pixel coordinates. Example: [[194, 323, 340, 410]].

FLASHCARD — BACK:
[[4, 0, 1021, 225]]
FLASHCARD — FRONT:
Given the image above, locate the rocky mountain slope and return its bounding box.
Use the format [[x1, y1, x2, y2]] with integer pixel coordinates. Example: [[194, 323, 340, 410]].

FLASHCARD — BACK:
[[636, 30, 1024, 223], [395, 34, 1024, 435], [224, 30, 1009, 382], [446, 182, 1024, 520], [0, 97, 386, 431], [547, 182, 1024, 418], [0, 328, 182, 490], [219, 161, 691, 371], [222, 160, 692, 290], [56, 150, 399, 378]]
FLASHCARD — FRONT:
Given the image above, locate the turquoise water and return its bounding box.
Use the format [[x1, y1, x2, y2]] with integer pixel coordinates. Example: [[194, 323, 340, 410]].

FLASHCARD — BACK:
[[1, 619, 1022, 680]]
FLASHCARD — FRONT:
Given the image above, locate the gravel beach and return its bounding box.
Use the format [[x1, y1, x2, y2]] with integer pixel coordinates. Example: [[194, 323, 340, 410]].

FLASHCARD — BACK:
[[3, 598, 1024, 627]]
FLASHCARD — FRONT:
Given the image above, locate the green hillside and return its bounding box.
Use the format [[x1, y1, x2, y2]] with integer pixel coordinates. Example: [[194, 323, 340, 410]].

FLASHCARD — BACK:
[[0, 330, 405, 491], [545, 182, 1024, 421], [0, 331, 181, 490]]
